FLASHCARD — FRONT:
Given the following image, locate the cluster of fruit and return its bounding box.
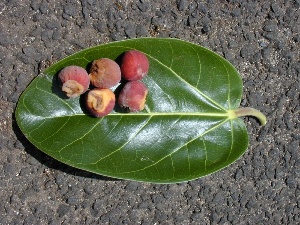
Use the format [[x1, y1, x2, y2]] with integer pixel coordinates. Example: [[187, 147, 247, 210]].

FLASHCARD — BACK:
[[58, 50, 149, 117]]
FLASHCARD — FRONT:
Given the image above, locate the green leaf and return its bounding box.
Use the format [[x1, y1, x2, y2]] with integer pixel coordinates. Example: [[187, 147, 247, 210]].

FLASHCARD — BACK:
[[16, 38, 262, 183]]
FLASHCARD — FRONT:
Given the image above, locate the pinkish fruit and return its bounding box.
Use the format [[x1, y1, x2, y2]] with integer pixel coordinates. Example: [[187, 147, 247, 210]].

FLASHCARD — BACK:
[[118, 81, 148, 112], [89, 58, 121, 89], [120, 50, 149, 81], [86, 88, 115, 117], [58, 65, 90, 98]]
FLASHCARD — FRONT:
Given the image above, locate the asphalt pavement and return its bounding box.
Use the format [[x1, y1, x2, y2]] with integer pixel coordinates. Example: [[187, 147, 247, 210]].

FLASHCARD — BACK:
[[0, 0, 299, 224]]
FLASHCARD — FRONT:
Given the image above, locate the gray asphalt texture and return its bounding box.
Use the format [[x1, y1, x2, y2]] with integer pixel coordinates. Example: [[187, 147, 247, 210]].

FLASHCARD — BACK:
[[0, 0, 299, 224]]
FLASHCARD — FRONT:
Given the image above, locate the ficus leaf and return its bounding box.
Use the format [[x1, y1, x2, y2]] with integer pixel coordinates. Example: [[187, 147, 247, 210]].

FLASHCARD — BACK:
[[16, 38, 266, 183]]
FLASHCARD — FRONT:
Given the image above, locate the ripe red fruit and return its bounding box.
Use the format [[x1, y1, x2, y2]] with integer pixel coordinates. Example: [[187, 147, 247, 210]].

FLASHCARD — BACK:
[[85, 88, 115, 117], [58, 65, 90, 98], [120, 50, 149, 81], [118, 81, 148, 112], [89, 58, 121, 89]]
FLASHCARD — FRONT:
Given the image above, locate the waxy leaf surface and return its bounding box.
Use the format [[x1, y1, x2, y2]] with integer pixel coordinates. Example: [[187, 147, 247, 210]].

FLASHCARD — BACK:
[[16, 38, 248, 183]]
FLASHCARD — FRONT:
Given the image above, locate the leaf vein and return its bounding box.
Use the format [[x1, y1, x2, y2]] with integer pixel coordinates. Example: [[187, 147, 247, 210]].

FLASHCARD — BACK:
[[144, 42, 227, 111], [92, 116, 152, 164], [58, 117, 104, 154], [39, 117, 71, 144], [119, 118, 229, 175]]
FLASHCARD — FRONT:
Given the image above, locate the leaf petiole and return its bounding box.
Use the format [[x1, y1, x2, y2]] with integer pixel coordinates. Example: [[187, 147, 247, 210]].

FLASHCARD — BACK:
[[227, 107, 267, 125]]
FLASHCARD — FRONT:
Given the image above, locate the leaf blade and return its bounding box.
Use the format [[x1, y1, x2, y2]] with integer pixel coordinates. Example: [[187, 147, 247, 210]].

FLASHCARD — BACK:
[[16, 38, 248, 183]]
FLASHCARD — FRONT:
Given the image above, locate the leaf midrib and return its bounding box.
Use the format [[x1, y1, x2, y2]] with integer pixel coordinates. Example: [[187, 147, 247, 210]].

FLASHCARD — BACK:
[[35, 112, 229, 120]]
